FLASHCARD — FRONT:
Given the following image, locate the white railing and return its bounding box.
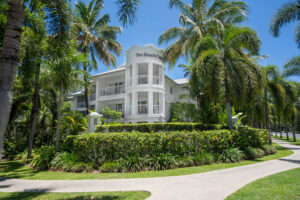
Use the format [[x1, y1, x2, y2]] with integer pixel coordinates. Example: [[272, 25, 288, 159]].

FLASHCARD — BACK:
[[99, 85, 125, 96], [77, 102, 86, 108], [153, 105, 160, 114], [137, 105, 148, 114], [137, 75, 148, 85], [89, 93, 96, 101], [153, 76, 162, 85]]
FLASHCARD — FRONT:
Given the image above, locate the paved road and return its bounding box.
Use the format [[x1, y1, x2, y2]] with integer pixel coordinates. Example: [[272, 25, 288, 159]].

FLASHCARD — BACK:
[[0, 139, 299, 200], [273, 132, 300, 139]]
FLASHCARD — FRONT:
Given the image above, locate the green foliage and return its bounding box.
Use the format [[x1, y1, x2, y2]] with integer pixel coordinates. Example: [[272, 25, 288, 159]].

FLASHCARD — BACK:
[[118, 156, 148, 172], [193, 152, 214, 165], [176, 156, 194, 167], [101, 161, 120, 173], [244, 147, 265, 160], [100, 107, 122, 123], [169, 102, 198, 122], [30, 146, 56, 170], [261, 145, 277, 155], [148, 153, 178, 171], [51, 152, 94, 172], [220, 148, 245, 163], [64, 128, 269, 165], [96, 122, 221, 133], [3, 137, 27, 160]]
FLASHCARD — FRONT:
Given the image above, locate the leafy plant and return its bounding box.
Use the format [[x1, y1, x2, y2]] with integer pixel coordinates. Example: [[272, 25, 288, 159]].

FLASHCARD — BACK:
[[220, 148, 245, 163], [30, 146, 56, 170], [193, 152, 214, 165], [176, 156, 194, 167], [101, 161, 120, 172], [118, 156, 148, 172], [148, 153, 178, 171], [244, 147, 265, 160], [261, 145, 277, 155]]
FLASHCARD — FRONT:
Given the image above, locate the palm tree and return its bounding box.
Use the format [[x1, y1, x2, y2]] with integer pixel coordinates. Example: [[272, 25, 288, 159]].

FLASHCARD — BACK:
[[159, 0, 248, 66], [284, 56, 300, 77], [270, 0, 300, 48], [192, 25, 262, 129], [74, 0, 122, 114]]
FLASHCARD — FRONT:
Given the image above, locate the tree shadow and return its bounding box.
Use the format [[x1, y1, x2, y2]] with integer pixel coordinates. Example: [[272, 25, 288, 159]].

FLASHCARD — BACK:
[[0, 188, 50, 200], [278, 158, 300, 164], [0, 161, 37, 179]]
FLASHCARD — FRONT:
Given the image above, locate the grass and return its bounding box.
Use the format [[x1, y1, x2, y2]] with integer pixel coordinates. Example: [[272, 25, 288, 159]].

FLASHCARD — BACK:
[[0, 143, 293, 180], [226, 167, 300, 200], [273, 135, 300, 146], [0, 191, 151, 200]]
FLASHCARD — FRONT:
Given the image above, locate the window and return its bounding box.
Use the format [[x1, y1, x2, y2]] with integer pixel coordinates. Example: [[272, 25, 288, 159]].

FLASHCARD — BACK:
[[94, 118, 98, 125], [170, 87, 173, 95]]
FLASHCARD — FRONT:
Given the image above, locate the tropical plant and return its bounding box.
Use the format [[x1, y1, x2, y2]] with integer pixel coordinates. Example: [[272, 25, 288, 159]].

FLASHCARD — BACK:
[[243, 147, 265, 160], [74, 0, 122, 114], [220, 148, 244, 163], [270, 0, 300, 48], [192, 25, 262, 129], [159, 0, 248, 66], [30, 145, 56, 170]]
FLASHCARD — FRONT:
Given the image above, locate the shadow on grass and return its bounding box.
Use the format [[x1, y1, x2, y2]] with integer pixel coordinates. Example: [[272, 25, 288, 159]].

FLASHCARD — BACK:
[[278, 158, 300, 164], [0, 188, 50, 200], [0, 161, 38, 179]]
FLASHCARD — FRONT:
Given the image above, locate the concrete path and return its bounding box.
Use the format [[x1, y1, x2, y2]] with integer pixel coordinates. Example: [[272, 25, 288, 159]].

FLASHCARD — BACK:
[[1, 139, 299, 200]]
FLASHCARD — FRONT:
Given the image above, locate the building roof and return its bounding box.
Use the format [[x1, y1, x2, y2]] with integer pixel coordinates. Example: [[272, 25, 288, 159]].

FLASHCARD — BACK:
[[174, 78, 189, 84], [92, 66, 126, 77]]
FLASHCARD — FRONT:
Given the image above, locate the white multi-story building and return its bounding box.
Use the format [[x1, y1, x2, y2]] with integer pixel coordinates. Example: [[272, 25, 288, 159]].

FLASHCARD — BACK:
[[70, 44, 189, 123]]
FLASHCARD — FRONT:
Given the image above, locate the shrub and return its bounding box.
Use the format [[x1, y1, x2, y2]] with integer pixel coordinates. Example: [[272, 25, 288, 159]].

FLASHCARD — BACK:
[[3, 137, 27, 160], [220, 148, 244, 163], [101, 161, 120, 172], [96, 122, 222, 133], [64, 128, 269, 164], [51, 152, 94, 172], [193, 152, 214, 165], [177, 156, 194, 167], [119, 156, 148, 172], [148, 153, 178, 170], [244, 147, 265, 160], [261, 145, 277, 155], [30, 146, 55, 170]]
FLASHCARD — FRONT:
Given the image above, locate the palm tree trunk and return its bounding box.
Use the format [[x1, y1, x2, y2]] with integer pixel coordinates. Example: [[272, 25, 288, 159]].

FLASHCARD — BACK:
[[0, 0, 24, 162], [55, 80, 63, 150], [292, 126, 296, 142], [285, 122, 289, 140], [27, 62, 41, 159], [279, 117, 282, 138], [83, 65, 89, 116], [224, 78, 233, 130], [264, 88, 272, 144]]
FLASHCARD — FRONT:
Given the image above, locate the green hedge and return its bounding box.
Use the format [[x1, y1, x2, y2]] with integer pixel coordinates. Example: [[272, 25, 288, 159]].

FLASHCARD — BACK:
[[95, 122, 223, 133], [64, 128, 269, 164]]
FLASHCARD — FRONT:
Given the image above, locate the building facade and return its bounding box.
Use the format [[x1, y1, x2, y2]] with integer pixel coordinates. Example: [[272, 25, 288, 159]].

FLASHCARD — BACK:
[[70, 44, 189, 123]]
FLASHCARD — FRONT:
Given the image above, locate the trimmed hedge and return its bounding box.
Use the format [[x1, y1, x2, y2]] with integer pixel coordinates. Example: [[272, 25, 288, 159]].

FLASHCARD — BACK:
[[64, 128, 269, 164], [95, 122, 223, 133]]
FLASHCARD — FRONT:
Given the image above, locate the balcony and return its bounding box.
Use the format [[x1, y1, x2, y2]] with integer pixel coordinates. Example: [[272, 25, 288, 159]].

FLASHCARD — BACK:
[[153, 105, 160, 114], [99, 85, 125, 96], [137, 105, 148, 115], [137, 75, 148, 85], [89, 93, 96, 101], [77, 102, 86, 108], [153, 76, 162, 85]]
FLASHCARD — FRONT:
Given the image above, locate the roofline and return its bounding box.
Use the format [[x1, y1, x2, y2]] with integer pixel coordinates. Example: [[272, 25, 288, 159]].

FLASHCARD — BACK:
[[92, 67, 126, 78]]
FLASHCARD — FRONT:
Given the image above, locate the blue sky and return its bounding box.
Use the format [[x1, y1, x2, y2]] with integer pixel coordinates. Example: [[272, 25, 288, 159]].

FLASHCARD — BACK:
[[86, 0, 299, 81]]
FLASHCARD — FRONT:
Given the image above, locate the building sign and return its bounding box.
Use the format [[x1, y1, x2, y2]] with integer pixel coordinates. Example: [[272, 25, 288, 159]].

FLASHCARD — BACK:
[[136, 52, 163, 60]]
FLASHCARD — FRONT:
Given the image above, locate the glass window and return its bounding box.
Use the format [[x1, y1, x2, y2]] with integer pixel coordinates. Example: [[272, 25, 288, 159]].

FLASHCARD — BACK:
[[94, 118, 98, 125], [170, 87, 173, 95]]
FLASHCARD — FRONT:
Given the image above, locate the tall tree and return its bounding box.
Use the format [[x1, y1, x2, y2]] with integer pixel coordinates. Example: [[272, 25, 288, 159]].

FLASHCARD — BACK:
[[159, 0, 248, 66], [74, 0, 121, 114], [270, 0, 300, 48], [192, 25, 262, 129]]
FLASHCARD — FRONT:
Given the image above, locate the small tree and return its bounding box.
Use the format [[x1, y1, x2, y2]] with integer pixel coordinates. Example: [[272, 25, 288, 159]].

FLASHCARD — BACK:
[[100, 107, 122, 124]]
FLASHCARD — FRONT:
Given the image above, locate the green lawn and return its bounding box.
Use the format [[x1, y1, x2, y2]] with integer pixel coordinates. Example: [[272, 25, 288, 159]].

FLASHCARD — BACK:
[[0, 191, 150, 200], [226, 167, 300, 200], [0, 143, 293, 180], [274, 135, 300, 146]]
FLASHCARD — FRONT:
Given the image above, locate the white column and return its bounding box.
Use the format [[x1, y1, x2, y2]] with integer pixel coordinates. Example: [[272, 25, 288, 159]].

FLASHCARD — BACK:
[[132, 92, 137, 116], [161, 92, 165, 117], [149, 62, 153, 85], [149, 91, 153, 115], [132, 63, 137, 86], [124, 93, 129, 116]]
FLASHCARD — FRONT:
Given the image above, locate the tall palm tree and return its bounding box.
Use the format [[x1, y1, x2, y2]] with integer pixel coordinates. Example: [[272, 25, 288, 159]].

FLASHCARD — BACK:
[[270, 0, 300, 48], [192, 25, 262, 129], [159, 0, 248, 66], [284, 56, 300, 77], [74, 0, 122, 114]]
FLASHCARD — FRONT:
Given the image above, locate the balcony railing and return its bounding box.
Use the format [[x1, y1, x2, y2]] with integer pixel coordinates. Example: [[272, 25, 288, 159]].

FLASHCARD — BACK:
[[89, 93, 96, 101], [153, 76, 162, 85], [137, 75, 148, 85], [77, 102, 86, 108], [153, 105, 160, 114], [99, 85, 125, 96], [137, 105, 148, 115]]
